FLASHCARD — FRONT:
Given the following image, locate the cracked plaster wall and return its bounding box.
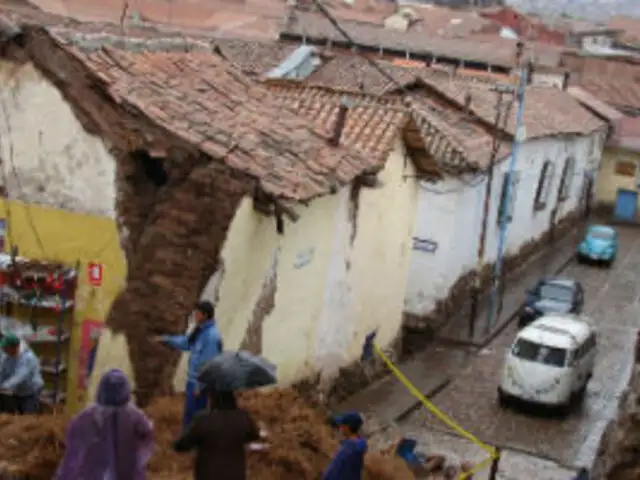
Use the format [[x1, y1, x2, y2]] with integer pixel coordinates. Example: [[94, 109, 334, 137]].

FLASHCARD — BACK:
[[0, 60, 115, 217]]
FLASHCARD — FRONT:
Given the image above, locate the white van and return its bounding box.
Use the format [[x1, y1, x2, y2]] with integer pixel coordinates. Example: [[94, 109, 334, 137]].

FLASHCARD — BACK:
[[498, 314, 597, 412]]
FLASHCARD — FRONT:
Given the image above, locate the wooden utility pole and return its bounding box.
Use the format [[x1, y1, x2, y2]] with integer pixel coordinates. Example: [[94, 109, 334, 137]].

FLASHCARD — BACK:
[[467, 88, 511, 340]]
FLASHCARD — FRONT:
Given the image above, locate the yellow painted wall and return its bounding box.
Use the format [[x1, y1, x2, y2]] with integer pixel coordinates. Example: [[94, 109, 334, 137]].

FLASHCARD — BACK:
[[343, 142, 419, 361], [595, 148, 640, 207], [0, 200, 125, 413]]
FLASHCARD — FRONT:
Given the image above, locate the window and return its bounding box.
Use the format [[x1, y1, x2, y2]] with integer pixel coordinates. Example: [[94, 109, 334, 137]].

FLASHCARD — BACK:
[[539, 283, 574, 302], [512, 338, 568, 368], [497, 171, 520, 224], [533, 161, 554, 210], [616, 160, 636, 177], [558, 157, 575, 201]]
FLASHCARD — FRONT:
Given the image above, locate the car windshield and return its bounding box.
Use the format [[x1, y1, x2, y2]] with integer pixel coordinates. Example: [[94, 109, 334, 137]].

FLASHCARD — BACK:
[[539, 283, 573, 302], [589, 229, 614, 240], [512, 338, 568, 367]]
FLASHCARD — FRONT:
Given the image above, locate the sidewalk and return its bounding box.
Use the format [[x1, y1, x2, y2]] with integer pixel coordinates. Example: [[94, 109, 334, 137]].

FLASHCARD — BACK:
[[437, 225, 583, 346], [335, 344, 470, 426], [335, 224, 585, 425]]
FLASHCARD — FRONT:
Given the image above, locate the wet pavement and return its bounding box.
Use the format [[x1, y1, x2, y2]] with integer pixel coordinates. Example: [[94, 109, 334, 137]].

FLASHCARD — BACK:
[[398, 225, 640, 475]]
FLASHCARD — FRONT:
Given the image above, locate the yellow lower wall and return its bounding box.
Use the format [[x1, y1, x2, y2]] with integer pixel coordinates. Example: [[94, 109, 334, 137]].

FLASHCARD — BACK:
[[0, 200, 125, 414], [595, 148, 640, 207]]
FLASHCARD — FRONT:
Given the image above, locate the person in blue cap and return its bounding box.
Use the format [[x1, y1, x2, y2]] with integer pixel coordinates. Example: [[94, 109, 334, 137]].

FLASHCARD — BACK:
[[323, 411, 368, 480]]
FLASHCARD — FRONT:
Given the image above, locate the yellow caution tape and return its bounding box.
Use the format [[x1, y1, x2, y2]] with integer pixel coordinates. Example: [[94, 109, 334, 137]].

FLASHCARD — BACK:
[[459, 453, 497, 479], [372, 344, 500, 479]]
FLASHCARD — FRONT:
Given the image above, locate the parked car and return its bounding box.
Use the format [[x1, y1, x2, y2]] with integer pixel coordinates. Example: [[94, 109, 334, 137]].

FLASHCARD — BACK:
[[576, 225, 618, 267], [519, 277, 584, 328], [498, 314, 597, 414]]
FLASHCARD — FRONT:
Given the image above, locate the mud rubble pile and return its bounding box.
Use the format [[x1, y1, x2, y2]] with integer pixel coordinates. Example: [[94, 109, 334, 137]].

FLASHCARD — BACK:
[[0, 389, 449, 480], [591, 365, 640, 480]]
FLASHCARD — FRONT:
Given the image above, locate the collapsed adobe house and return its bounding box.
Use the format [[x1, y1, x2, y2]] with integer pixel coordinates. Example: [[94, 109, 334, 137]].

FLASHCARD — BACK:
[[0, 14, 376, 406]]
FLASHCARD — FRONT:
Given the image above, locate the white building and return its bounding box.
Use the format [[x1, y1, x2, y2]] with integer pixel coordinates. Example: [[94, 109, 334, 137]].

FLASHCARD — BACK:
[[400, 79, 606, 323]]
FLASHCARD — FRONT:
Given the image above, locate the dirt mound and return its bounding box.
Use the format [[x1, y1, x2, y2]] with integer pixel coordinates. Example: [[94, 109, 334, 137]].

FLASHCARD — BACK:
[[0, 389, 414, 480]]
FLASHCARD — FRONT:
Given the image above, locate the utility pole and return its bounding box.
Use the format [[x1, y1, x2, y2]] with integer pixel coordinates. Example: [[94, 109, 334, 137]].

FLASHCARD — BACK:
[[468, 89, 509, 340], [485, 50, 529, 335]]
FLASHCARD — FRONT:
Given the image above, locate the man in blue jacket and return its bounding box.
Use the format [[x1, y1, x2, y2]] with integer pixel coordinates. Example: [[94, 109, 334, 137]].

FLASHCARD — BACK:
[[156, 300, 222, 428], [323, 411, 368, 480], [0, 333, 44, 414]]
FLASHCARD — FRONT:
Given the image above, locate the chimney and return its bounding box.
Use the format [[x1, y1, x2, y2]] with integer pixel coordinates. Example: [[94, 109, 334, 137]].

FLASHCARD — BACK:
[[330, 98, 351, 146], [562, 71, 571, 91]]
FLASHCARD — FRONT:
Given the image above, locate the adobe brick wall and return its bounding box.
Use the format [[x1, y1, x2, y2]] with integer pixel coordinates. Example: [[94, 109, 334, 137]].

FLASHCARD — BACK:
[[2, 30, 254, 405]]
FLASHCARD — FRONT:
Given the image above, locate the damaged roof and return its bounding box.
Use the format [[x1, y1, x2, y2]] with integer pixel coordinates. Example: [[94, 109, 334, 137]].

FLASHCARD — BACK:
[[387, 76, 606, 140], [0, 13, 383, 202], [66, 45, 376, 201], [263, 81, 407, 166], [263, 80, 509, 173]]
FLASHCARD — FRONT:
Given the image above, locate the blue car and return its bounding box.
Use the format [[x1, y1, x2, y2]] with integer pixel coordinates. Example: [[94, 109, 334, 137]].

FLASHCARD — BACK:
[[577, 225, 618, 267]]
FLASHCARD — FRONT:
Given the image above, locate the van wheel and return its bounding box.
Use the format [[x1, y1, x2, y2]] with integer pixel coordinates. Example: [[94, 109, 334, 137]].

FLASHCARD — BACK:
[[574, 384, 588, 404]]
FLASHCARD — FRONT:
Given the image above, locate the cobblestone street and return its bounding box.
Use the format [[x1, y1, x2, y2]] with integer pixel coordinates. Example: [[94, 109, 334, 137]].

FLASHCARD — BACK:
[[392, 225, 640, 477]]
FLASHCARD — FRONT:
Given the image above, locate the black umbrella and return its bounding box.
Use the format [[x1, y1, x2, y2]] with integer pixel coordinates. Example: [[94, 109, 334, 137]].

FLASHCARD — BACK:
[[198, 350, 277, 392]]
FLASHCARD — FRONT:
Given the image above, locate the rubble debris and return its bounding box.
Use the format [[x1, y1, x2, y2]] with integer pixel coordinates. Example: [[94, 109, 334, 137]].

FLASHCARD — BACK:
[[0, 389, 415, 479]]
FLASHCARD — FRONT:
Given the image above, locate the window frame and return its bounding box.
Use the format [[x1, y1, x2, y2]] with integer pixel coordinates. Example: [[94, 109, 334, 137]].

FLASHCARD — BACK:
[[497, 171, 520, 225], [533, 160, 555, 211], [558, 157, 575, 202]]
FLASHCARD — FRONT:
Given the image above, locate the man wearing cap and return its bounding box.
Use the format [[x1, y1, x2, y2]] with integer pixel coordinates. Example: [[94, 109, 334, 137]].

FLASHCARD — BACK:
[[0, 333, 44, 414], [155, 300, 223, 428], [323, 411, 368, 480]]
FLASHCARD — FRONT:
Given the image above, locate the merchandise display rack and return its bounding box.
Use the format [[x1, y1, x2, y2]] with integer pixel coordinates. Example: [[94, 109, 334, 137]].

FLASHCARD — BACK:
[[0, 248, 77, 410]]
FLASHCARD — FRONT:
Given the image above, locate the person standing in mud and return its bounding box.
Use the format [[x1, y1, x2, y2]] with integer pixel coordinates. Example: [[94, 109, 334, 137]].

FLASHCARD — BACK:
[[155, 300, 223, 428]]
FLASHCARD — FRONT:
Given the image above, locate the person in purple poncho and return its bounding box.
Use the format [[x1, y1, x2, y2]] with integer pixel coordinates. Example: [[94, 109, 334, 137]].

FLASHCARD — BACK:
[[54, 369, 154, 480]]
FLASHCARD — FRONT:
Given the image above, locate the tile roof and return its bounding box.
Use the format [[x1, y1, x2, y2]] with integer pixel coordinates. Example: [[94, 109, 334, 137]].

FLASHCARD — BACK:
[[263, 80, 508, 172], [280, 10, 521, 69], [402, 76, 605, 140], [52, 42, 373, 202], [609, 16, 640, 47], [263, 82, 407, 166], [610, 116, 640, 152], [567, 86, 624, 123], [391, 4, 500, 38], [578, 76, 640, 112], [408, 96, 511, 170], [304, 54, 504, 95], [212, 38, 299, 75]]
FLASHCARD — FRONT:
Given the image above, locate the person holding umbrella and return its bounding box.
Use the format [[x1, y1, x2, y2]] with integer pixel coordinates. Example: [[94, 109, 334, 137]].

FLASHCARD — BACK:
[[155, 300, 223, 428], [0, 333, 44, 414], [173, 388, 262, 480]]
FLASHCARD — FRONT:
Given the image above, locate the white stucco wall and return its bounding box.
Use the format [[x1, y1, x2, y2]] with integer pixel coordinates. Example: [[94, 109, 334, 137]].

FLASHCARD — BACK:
[[0, 61, 115, 217], [405, 133, 597, 317]]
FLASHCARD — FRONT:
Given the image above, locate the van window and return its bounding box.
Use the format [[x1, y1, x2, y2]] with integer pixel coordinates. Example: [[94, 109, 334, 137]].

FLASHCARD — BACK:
[[512, 338, 568, 367], [539, 284, 573, 302]]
